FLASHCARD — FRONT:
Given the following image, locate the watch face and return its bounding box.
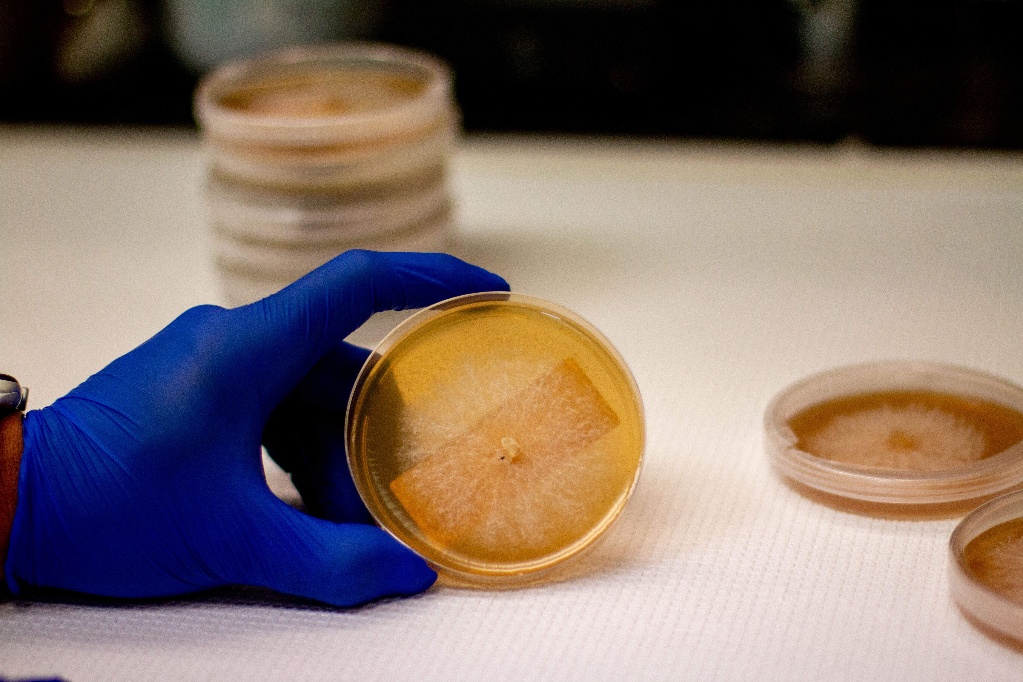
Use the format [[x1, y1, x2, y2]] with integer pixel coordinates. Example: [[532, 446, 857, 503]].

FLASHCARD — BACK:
[[0, 375, 27, 411]]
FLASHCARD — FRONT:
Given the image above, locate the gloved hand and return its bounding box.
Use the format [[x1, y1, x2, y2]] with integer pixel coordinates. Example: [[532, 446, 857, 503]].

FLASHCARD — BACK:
[[5, 250, 508, 607]]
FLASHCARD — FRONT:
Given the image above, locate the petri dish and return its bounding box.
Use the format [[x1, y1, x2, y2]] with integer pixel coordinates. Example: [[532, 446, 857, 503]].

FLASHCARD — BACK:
[[949, 489, 1023, 648], [346, 292, 645, 586], [214, 205, 452, 282], [205, 115, 457, 192], [764, 361, 1023, 515], [208, 170, 448, 246], [195, 42, 454, 148]]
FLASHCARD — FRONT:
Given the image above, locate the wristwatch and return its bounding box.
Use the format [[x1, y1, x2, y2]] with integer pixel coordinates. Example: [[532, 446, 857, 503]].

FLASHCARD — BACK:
[[1, 373, 26, 586], [0, 374, 28, 412]]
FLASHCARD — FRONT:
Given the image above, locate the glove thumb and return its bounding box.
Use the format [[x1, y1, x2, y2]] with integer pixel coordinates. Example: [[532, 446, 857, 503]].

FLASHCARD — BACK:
[[233, 498, 436, 607]]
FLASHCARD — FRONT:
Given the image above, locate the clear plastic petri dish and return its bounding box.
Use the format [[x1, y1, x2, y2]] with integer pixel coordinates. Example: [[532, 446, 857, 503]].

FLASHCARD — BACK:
[[213, 205, 452, 281], [205, 115, 458, 191], [208, 174, 448, 246], [195, 42, 454, 147], [207, 161, 446, 206], [764, 361, 1023, 515], [345, 292, 645, 587], [949, 489, 1023, 648]]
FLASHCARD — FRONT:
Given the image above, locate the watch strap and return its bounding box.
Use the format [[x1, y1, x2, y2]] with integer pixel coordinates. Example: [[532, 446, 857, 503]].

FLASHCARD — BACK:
[[0, 410, 24, 582]]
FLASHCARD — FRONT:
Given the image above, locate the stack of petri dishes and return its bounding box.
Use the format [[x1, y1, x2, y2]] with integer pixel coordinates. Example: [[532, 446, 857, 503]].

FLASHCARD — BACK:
[[194, 43, 459, 307]]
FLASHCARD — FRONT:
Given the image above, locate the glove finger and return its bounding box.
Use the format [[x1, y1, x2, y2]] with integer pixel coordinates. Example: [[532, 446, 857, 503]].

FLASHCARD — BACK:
[[236, 250, 508, 411], [264, 341, 372, 523], [264, 417, 372, 523], [235, 499, 436, 607], [291, 341, 371, 411]]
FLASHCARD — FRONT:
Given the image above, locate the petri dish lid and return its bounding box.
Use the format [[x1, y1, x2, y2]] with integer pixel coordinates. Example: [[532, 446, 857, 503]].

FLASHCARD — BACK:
[[207, 162, 446, 209], [195, 42, 455, 147], [345, 292, 645, 586], [208, 181, 449, 247], [949, 489, 1023, 647], [213, 204, 453, 281], [764, 361, 1023, 511], [204, 114, 458, 192]]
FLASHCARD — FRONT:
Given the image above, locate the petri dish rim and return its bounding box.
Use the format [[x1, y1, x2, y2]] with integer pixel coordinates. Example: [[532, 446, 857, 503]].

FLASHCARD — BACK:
[[345, 291, 646, 586], [949, 489, 1023, 646], [195, 42, 453, 145], [764, 361, 1023, 506]]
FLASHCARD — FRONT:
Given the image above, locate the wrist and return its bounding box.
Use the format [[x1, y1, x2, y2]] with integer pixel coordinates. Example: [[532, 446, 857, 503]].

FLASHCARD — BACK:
[[1, 410, 24, 584]]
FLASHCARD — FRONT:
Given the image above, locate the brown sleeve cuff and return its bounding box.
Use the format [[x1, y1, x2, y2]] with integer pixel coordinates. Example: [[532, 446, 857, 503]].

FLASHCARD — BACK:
[[0, 411, 24, 582]]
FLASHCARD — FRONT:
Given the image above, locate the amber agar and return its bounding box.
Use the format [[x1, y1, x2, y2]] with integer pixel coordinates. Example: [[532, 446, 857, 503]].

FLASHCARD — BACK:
[[950, 490, 1023, 647], [963, 518, 1023, 605], [765, 362, 1023, 514], [217, 70, 426, 119], [346, 293, 645, 586]]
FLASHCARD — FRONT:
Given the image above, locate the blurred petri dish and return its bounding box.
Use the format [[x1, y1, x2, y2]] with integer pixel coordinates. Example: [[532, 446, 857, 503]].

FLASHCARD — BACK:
[[949, 489, 1023, 647], [764, 361, 1023, 515], [195, 42, 454, 147], [346, 293, 645, 586], [195, 43, 459, 192], [213, 205, 452, 281], [206, 115, 457, 191], [207, 161, 446, 206], [208, 174, 448, 246]]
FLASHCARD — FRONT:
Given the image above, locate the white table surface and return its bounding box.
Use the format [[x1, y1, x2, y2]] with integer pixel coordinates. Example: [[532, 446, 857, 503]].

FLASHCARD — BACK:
[[2, 126, 1023, 680]]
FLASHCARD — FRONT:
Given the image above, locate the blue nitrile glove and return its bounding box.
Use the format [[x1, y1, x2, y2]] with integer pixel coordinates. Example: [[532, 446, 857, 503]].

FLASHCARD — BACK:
[[5, 250, 508, 606]]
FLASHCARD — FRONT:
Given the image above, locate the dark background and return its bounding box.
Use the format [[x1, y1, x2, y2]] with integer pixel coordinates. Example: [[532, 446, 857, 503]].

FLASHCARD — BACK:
[[2, 0, 1021, 148]]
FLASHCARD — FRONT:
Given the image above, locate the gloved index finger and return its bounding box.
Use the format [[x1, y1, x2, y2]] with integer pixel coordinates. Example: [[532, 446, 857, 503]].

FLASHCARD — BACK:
[[237, 250, 509, 411]]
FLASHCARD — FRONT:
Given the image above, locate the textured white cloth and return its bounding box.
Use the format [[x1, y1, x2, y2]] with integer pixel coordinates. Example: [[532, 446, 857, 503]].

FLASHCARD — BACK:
[[2, 128, 1022, 680]]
